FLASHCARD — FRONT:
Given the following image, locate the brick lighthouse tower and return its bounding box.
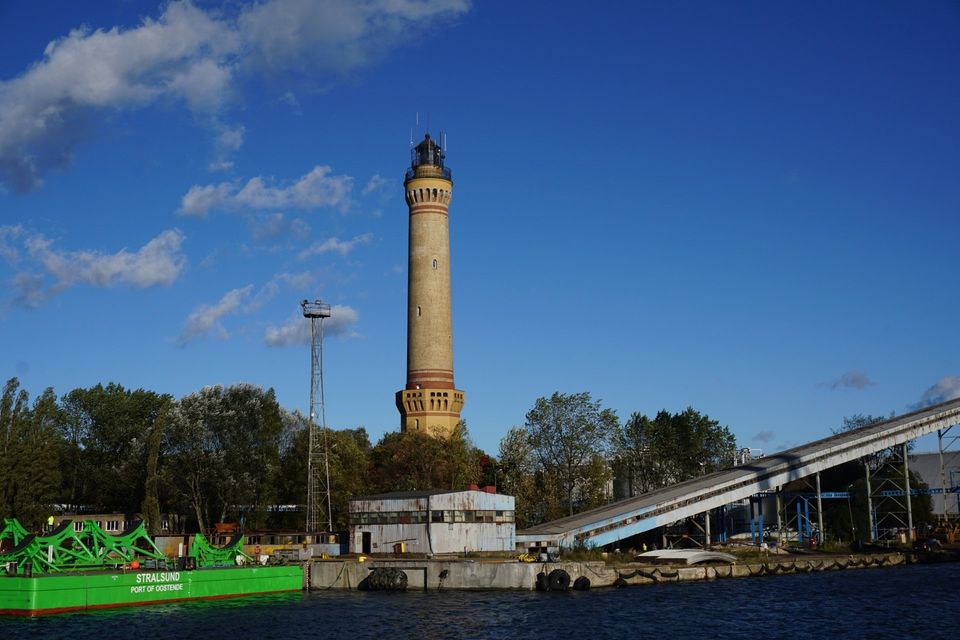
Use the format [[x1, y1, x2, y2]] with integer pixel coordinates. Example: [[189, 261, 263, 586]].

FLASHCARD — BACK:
[[396, 133, 464, 436]]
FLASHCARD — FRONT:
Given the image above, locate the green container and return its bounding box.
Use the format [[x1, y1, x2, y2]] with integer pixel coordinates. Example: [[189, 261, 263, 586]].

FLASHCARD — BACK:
[[0, 565, 303, 616]]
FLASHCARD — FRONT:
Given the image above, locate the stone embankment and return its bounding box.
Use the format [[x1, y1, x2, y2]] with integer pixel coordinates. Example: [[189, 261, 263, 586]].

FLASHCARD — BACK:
[[307, 552, 906, 591]]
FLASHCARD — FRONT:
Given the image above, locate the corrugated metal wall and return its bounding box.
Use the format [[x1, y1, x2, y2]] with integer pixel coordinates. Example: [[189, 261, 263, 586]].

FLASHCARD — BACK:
[[348, 491, 516, 553]]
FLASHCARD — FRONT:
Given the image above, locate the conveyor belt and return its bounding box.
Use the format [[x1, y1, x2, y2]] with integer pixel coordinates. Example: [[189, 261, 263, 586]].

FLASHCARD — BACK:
[[518, 397, 960, 547]]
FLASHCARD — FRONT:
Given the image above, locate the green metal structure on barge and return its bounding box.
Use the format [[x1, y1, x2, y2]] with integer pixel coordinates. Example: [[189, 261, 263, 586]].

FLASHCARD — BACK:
[[0, 518, 302, 616]]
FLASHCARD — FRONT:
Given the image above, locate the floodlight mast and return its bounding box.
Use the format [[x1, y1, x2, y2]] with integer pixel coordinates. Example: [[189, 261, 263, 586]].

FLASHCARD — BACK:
[[301, 299, 333, 536]]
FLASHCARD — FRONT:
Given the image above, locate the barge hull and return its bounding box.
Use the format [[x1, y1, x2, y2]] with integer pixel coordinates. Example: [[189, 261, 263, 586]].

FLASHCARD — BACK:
[[0, 565, 302, 617]]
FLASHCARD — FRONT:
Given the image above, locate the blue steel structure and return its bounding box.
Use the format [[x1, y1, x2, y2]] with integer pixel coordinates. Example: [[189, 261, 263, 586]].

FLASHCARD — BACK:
[[517, 397, 960, 549]]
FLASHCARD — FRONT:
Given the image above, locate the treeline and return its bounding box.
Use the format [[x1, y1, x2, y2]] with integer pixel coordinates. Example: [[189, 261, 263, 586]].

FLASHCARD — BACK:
[[497, 392, 738, 528], [0, 377, 488, 533], [1, 378, 738, 535]]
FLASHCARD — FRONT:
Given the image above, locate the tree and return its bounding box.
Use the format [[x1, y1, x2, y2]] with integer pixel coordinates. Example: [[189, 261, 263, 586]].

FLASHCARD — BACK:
[[369, 421, 483, 494], [59, 383, 171, 513], [275, 413, 373, 531], [525, 392, 618, 517], [0, 379, 62, 529], [613, 407, 737, 497], [166, 384, 284, 532], [614, 413, 661, 496], [497, 426, 538, 527], [141, 403, 170, 534]]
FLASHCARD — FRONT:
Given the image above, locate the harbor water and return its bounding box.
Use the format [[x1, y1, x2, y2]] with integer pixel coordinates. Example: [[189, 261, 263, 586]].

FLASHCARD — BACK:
[[3, 562, 956, 639]]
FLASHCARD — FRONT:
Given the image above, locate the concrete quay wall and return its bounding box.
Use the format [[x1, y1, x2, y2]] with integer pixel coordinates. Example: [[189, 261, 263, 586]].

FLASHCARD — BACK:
[[307, 553, 905, 591]]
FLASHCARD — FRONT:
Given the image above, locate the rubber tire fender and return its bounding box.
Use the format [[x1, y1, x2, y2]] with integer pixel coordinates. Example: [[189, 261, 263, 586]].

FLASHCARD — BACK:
[[535, 571, 550, 592], [572, 576, 591, 590], [548, 568, 571, 591]]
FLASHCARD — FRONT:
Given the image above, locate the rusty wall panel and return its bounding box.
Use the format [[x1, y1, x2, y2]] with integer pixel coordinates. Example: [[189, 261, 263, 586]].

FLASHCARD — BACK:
[[429, 491, 514, 511], [349, 497, 426, 513], [350, 523, 430, 553], [348, 491, 517, 553], [428, 523, 515, 553]]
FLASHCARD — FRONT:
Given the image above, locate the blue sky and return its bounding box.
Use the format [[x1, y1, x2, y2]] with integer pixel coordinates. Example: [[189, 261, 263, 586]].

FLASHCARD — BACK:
[[1, 0, 958, 455]]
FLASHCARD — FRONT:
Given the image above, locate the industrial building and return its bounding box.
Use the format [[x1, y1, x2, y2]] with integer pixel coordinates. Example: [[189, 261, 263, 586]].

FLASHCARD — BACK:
[[349, 489, 515, 554]]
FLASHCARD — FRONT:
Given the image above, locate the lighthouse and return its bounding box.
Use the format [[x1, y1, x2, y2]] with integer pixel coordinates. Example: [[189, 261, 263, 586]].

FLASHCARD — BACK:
[[396, 133, 465, 436]]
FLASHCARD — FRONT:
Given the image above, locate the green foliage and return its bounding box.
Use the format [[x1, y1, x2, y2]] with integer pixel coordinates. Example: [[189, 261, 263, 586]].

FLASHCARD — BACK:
[[166, 384, 283, 532], [614, 408, 737, 496], [275, 413, 373, 530], [59, 383, 172, 513], [501, 396, 738, 527], [141, 403, 169, 535], [368, 420, 481, 493], [0, 379, 62, 529], [497, 426, 538, 528], [523, 392, 619, 518]]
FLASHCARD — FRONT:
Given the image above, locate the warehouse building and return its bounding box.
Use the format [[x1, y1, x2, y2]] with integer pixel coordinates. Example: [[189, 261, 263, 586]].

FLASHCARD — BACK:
[[349, 488, 515, 554]]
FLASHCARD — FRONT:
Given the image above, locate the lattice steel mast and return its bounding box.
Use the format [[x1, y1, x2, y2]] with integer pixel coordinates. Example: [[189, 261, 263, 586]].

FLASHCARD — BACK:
[[302, 299, 333, 534]]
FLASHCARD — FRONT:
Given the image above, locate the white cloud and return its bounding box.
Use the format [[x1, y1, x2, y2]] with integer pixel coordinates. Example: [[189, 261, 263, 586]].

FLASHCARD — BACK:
[[10, 272, 45, 308], [917, 376, 960, 408], [280, 91, 301, 111], [177, 271, 316, 345], [362, 174, 389, 196], [208, 123, 246, 172], [298, 233, 372, 259], [178, 182, 235, 217], [0, 0, 471, 193], [178, 285, 253, 345], [250, 271, 314, 309], [238, 0, 470, 74], [26, 229, 186, 289], [265, 304, 359, 346], [208, 160, 234, 172], [0, 225, 24, 263], [178, 165, 353, 216], [3, 227, 187, 306], [818, 370, 875, 391], [217, 125, 245, 152], [237, 166, 352, 210], [247, 213, 312, 241], [0, 2, 238, 192]]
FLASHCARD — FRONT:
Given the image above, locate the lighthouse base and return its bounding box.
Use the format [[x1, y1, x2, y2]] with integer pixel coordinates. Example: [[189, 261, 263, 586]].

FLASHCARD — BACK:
[[396, 388, 465, 438]]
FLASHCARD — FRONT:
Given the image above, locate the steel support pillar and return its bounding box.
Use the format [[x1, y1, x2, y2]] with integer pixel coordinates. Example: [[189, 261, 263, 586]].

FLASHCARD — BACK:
[[795, 501, 803, 544], [758, 496, 765, 543], [865, 461, 875, 542], [939, 429, 948, 521], [775, 488, 783, 546], [815, 472, 824, 543], [903, 443, 914, 541], [704, 509, 711, 547]]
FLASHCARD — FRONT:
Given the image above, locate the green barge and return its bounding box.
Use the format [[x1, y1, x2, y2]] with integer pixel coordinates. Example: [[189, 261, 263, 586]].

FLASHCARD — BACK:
[[0, 565, 302, 616], [0, 517, 302, 616]]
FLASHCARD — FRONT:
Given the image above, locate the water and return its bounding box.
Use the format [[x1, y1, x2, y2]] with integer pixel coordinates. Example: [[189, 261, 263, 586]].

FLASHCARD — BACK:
[[3, 562, 957, 639]]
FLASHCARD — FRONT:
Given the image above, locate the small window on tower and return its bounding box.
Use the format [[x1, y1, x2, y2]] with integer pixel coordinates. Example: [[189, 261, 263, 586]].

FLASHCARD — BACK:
[[417, 306, 421, 316], [432, 259, 438, 270]]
